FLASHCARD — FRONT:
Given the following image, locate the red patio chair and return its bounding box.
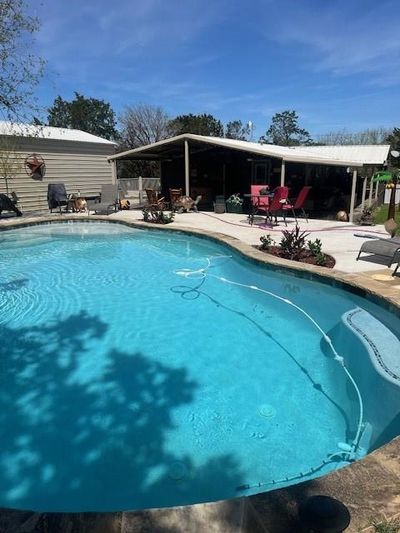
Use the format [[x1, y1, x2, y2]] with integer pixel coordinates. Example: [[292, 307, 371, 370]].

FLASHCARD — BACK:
[[281, 186, 312, 223], [248, 185, 270, 225], [250, 185, 270, 213], [267, 186, 289, 225]]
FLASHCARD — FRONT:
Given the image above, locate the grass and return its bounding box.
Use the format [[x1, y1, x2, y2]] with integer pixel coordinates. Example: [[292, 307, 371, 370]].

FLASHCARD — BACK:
[[373, 205, 400, 226]]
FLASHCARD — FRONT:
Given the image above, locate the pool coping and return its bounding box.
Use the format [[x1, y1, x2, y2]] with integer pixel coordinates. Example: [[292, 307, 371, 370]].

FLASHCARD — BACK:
[[1, 214, 399, 532]]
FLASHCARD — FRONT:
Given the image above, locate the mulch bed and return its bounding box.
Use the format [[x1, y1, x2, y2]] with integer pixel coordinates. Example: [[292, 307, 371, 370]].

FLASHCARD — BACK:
[[259, 245, 336, 268]]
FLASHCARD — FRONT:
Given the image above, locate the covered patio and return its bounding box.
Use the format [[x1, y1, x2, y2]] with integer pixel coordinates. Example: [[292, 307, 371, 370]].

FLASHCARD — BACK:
[[109, 134, 390, 223]]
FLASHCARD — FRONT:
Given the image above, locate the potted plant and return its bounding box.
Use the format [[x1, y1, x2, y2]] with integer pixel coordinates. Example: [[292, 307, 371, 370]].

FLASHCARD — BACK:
[[226, 193, 243, 214]]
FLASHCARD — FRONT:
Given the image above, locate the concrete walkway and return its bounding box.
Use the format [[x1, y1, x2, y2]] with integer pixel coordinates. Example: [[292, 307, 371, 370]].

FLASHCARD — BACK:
[[113, 209, 394, 274]]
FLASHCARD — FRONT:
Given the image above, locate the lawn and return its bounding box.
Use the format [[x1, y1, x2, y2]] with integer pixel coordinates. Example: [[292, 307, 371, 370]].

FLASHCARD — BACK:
[[373, 205, 400, 227]]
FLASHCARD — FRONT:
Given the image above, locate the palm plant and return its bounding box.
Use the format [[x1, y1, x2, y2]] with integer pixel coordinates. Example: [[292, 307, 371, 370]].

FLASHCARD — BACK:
[[372, 150, 400, 220]]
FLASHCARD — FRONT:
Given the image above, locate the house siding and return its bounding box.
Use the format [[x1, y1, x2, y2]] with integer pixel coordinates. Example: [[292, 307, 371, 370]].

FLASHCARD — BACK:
[[0, 137, 115, 213]]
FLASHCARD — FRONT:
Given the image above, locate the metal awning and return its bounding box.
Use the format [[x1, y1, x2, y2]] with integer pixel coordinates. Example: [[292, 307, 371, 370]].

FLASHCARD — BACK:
[[108, 133, 373, 167]]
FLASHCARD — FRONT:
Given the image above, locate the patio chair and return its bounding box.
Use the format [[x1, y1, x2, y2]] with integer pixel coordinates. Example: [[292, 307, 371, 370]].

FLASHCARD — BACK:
[[356, 236, 400, 275], [251, 184, 271, 217], [0, 193, 22, 217], [169, 188, 183, 212], [88, 184, 119, 215], [282, 186, 312, 222], [48, 183, 68, 213], [145, 188, 166, 210], [266, 186, 289, 225]]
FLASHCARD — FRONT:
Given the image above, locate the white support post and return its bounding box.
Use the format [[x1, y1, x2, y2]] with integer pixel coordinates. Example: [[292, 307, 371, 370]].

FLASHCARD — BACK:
[[374, 179, 379, 201], [110, 160, 117, 184], [280, 160, 286, 186], [184, 140, 190, 196], [361, 176, 367, 210], [349, 169, 357, 223], [368, 177, 373, 206], [138, 175, 143, 204]]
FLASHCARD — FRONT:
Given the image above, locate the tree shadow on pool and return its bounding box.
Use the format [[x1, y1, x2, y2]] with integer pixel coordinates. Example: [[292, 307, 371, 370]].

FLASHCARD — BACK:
[[0, 311, 246, 512]]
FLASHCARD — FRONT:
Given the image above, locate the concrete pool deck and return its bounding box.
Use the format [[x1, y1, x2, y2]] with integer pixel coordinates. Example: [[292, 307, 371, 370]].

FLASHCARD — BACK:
[[0, 213, 399, 532]]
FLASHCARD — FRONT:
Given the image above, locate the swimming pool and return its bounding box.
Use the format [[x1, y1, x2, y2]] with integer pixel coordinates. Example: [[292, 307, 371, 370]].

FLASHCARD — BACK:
[[0, 221, 399, 512]]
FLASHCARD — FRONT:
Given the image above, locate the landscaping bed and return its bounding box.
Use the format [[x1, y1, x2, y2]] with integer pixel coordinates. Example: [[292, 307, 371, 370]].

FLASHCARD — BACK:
[[258, 225, 336, 268], [259, 245, 336, 268]]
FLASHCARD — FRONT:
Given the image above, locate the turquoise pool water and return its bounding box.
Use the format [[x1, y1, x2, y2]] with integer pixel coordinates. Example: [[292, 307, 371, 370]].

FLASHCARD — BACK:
[[0, 221, 399, 512]]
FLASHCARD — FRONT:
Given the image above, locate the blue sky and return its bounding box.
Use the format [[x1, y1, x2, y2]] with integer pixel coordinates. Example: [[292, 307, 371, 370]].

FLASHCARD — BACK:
[[32, 0, 400, 137]]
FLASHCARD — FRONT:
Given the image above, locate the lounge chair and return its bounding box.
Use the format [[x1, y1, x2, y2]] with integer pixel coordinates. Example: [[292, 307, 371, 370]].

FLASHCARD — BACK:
[[0, 193, 22, 217], [48, 183, 68, 213], [88, 184, 119, 215], [356, 236, 400, 275]]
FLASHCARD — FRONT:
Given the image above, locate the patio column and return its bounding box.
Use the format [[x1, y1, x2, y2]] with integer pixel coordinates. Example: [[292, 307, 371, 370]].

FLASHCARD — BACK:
[[361, 176, 367, 209], [184, 139, 190, 196], [368, 176, 374, 206], [349, 169, 357, 223], [280, 160, 285, 186]]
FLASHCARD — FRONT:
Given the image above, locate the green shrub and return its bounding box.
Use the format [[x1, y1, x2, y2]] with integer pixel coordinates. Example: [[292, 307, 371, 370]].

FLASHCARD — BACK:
[[142, 207, 174, 224], [259, 234, 275, 250], [308, 238, 327, 265], [226, 193, 243, 206], [308, 238, 323, 257], [280, 224, 310, 261], [315, 252, 327, 266]]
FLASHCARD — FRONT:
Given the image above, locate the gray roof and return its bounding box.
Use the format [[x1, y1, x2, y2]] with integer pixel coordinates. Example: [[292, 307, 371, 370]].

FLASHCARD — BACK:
[[0, 121, 117, 145]]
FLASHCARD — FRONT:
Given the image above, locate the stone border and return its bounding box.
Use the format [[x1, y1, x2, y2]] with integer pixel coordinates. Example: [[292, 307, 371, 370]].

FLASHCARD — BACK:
[[0, 214, 399, 532]]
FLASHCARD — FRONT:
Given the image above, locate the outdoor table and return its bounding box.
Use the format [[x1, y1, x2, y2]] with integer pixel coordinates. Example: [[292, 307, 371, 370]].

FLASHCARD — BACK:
[[244, 193, 272, 225]]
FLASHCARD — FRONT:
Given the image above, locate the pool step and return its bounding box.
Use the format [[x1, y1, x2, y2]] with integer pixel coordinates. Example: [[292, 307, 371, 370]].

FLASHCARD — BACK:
[[342, 308, 400, 387]]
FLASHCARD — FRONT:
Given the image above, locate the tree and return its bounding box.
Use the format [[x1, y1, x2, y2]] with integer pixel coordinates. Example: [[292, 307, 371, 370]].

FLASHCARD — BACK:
[[0, 137, 22, 195], [0, 0, 45, 121], [315, 127, 392, 145], [118, 104, 172, 180], [169, 113, 223, 137], [386, 128, 400, 153], [47, 93, 118, 140], [259, 110, 312, 146], [119, 104, 171, 149], [225, 120, 251, 141]]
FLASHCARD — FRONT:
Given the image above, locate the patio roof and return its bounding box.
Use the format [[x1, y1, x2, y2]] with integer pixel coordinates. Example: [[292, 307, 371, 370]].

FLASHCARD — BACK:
[[108, 134, 388, 167]]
